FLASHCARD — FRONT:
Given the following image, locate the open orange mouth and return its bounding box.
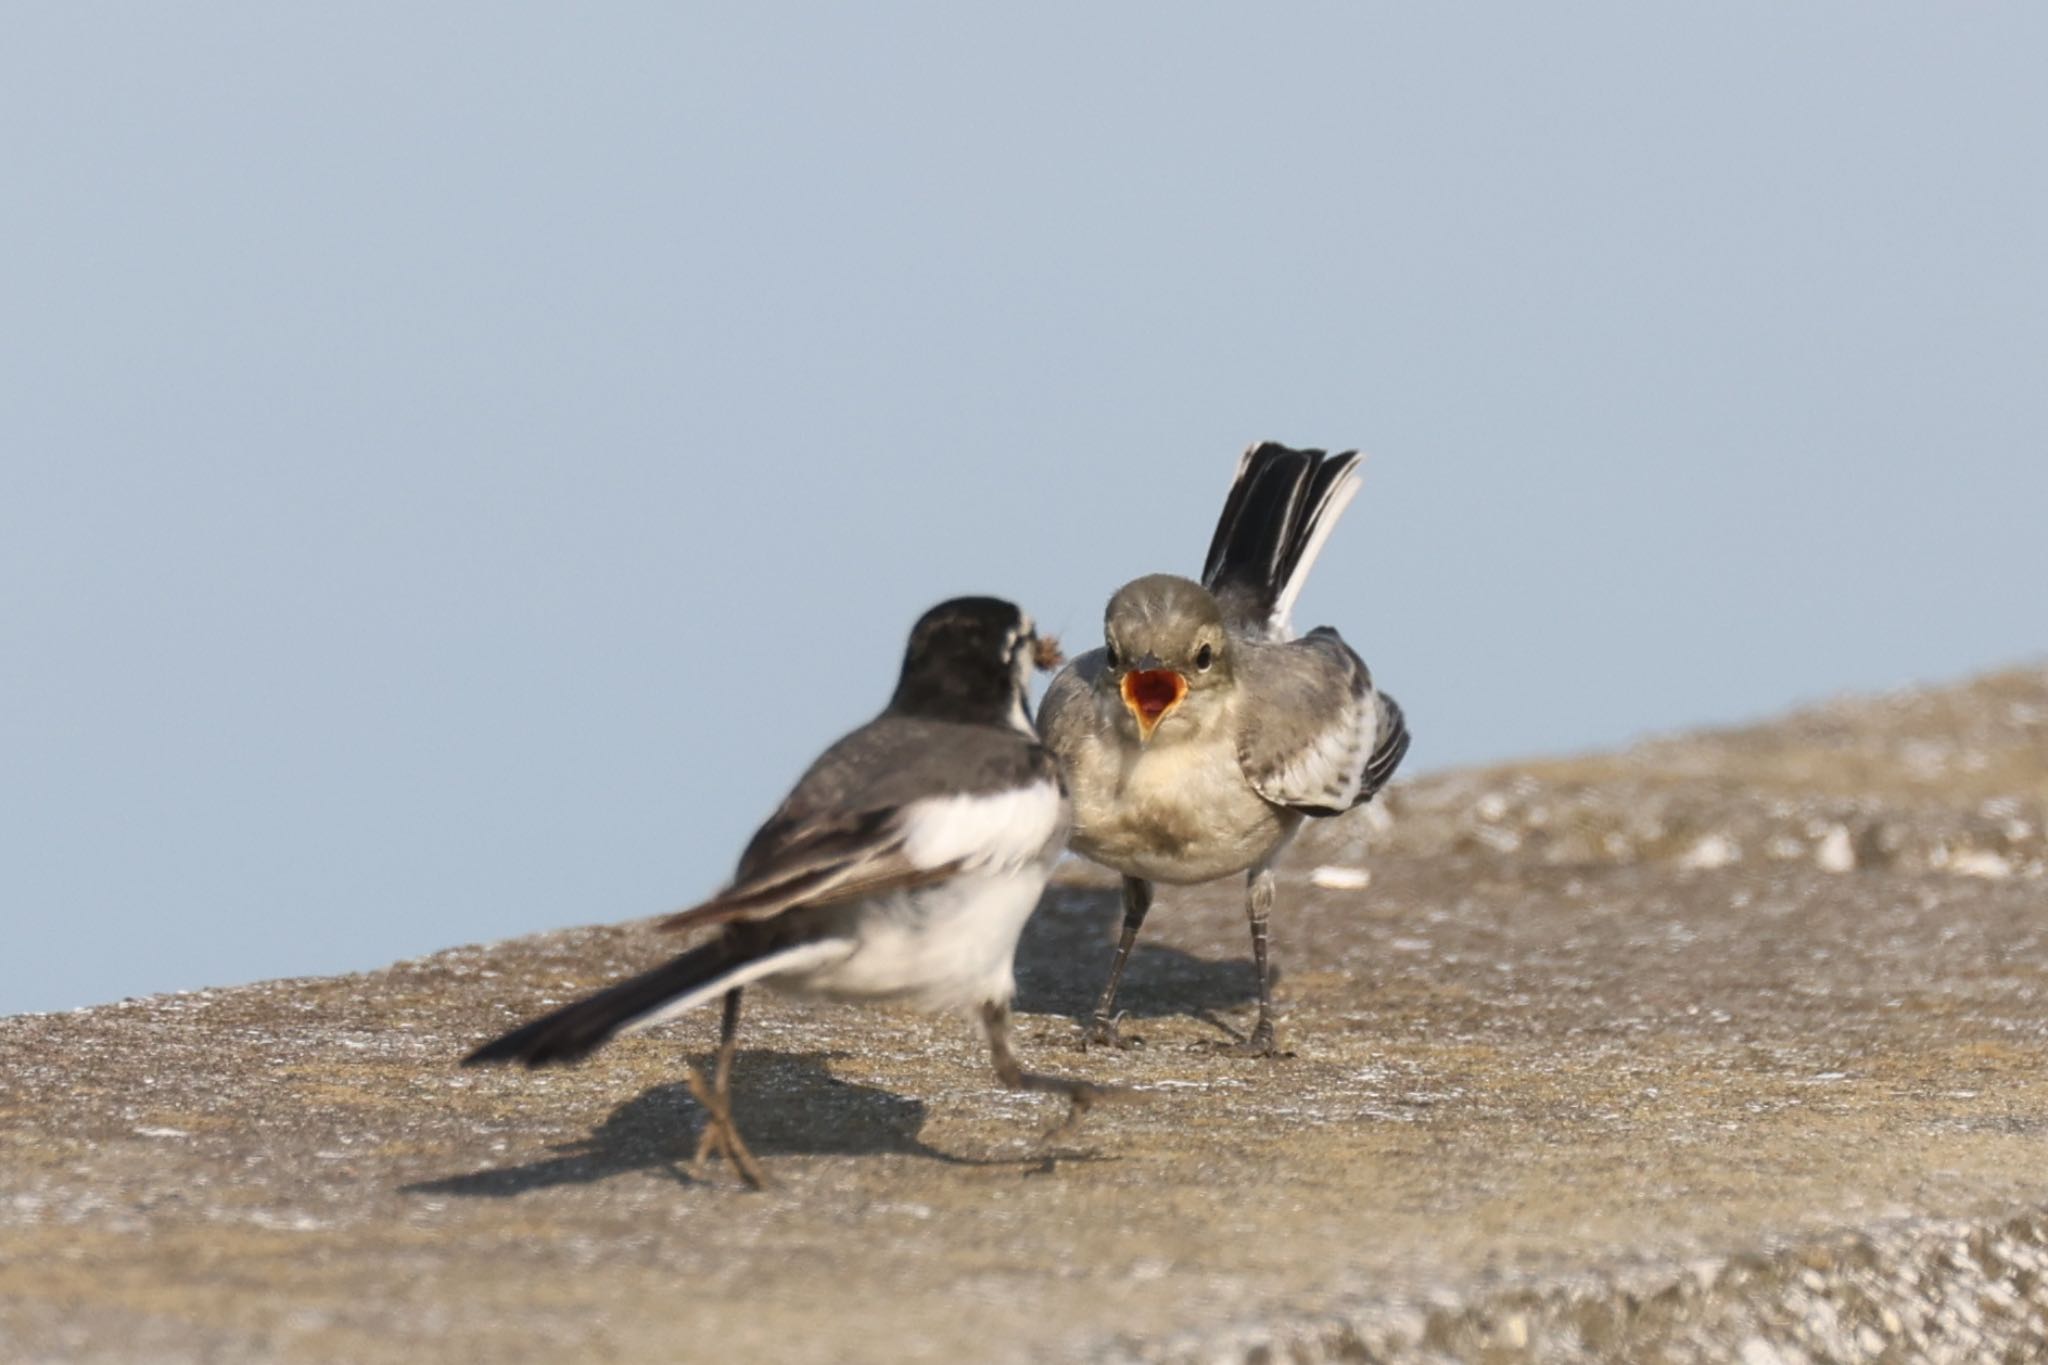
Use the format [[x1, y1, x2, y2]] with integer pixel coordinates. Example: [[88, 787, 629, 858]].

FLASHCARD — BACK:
[[1120, 668, 1187, 739]]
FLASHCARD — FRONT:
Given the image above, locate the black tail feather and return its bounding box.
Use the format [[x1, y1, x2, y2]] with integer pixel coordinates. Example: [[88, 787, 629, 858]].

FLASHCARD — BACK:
[[463, 936, 740, 1069], [1201, 442, 1360, 628]]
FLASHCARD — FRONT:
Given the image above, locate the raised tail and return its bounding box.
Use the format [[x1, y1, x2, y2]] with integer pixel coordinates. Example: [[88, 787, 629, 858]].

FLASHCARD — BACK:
[[462, 934, 847, 1068], [1201, 442, 1364, 637]]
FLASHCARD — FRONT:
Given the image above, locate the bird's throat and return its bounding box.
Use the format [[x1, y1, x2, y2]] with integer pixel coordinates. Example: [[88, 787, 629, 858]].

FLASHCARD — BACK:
[[1121, 669, 1187, 741]]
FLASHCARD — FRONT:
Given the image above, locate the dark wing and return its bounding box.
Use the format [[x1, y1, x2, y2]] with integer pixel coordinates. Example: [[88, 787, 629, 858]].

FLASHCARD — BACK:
[[659, 804, 962, 934], [661, 714, 1066, 935], [1357, 691, 1409, 804], [1235, 629, 1408, 817]]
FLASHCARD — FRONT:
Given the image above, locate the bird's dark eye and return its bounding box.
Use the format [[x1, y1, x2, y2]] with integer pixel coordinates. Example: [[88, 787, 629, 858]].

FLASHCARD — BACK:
[[1104, 644, 1119, 670], [1195, 643, 1214, 671]]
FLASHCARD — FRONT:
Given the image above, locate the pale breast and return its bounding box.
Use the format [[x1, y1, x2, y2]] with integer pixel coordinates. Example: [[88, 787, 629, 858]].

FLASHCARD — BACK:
[[791, 865, 1053, 1012], [1067, 731, 1294, 885]]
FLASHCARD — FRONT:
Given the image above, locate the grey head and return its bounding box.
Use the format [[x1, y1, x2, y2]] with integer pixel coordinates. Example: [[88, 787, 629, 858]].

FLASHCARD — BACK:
[[1097, 573, 1234, 745]]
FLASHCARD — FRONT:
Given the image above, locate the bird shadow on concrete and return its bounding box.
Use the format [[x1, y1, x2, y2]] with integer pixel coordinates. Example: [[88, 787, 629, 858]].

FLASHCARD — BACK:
[[1012, 884, 1259, 1027], [403, 1050, 1061, 1199]]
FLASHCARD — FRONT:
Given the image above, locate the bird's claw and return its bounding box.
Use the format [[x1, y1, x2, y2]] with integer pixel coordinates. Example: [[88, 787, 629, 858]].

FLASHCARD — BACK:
[[1221, 1036, 1288, 1059], [1037, 1077, 1127, 1144], [682, 1065, 768, 1189], [1082, 1011, 1143, 1052], [1204, 1020, 1287, 1059]]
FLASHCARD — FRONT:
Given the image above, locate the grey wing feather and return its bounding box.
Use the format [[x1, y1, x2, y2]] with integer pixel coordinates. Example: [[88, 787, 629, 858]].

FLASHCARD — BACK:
[[1034, 648, 1107, 769], [1236, 630, 1407, 817]]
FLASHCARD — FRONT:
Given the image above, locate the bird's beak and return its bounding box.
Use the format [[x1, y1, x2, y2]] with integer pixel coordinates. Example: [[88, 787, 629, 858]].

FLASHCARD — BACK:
[[1120, 661, 1187, 742], [1031, 634, 1065, 671]]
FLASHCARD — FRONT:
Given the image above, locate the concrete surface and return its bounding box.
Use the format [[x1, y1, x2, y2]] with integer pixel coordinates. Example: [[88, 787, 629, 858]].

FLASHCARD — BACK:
[[3, 666, 2045, 1363]]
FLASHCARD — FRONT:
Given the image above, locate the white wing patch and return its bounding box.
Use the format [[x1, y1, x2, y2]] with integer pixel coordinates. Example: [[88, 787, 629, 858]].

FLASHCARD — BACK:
[[1250, 703, 1374, 812], [1268, 466, 1362, 638], [898, 780, 1069, 874]]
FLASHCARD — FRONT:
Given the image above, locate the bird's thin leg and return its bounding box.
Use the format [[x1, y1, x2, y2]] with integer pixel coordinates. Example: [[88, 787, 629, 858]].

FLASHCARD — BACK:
[[1228, 864, 1283, 1057], [984, 1000, 1116, 1141], [709, 987, 746, 1140], [686, 988, 766, 1188], [1085, 876, 1153, 1050], [689, 988, 742, 1166]]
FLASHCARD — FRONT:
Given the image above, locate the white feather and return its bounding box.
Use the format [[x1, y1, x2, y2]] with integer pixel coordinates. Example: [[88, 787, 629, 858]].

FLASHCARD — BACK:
[[794, 865, 1052, 1011], [1269, 462, 1363, 637], [1004, 627, 1037, 734], [898, 781, 1068, 874], [617, 939, 854, 1035], [1265, 713, 1368, 808], [625, 784, 1067, 1028]]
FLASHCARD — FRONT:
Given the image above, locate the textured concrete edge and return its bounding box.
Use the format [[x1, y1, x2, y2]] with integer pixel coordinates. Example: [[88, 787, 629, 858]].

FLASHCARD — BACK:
[[1129, 1204, 2048, 1364]]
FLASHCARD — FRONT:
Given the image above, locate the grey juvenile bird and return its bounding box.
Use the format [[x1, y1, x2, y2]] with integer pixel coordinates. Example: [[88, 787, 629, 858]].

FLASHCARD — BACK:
[[466, 596, 1109, 1185], [1038, 443, 1409, 1056]]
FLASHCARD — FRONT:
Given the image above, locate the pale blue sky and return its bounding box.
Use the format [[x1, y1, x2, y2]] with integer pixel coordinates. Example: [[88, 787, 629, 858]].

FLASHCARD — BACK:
[[5, 7, 2044, 1013]]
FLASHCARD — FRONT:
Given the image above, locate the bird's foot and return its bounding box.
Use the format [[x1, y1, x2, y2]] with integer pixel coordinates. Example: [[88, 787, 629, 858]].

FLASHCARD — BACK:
[[1005, 1065, 1129, 1143], [682, 1065, 768, 1190], [1204, 1019, 1289, 1059], [1081, 1011, 1144, 1052], [1037, 1076, 1126, 1144], [1220, 1035, 1289, 1060]]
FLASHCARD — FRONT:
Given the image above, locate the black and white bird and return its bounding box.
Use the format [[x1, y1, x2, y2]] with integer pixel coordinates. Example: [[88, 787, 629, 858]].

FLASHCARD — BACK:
[[1038, 443, 1410, 1056], [465, 596, 1108, 1185]]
